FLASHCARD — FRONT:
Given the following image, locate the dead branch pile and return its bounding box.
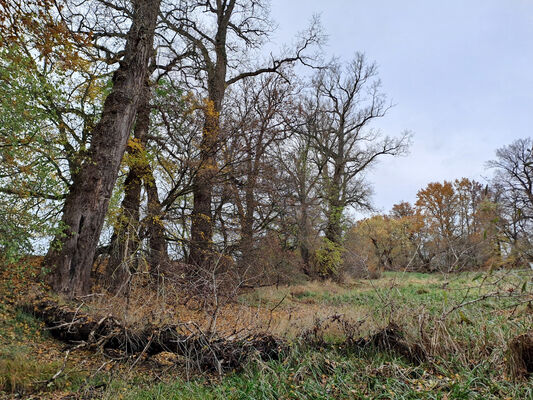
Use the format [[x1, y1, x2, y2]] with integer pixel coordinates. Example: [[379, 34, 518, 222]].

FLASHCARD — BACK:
[[360, 322, 427, 364], [301, 315, 427, 364], [22, 298, 286, 373], [24, 299, 429, 375]]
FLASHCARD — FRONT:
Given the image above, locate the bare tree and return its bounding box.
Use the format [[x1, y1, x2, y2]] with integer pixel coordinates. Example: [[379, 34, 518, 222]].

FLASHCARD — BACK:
[[488, 137, 533, 261], [159, 0, 323, 268], [220, 71, 297, 268], [275, 132, 323, 274], [303, 54, 411, 248]]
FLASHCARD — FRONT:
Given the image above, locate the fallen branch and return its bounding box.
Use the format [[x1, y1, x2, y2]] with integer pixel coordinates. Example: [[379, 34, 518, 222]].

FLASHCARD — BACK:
[[22, 297, 287, 373]]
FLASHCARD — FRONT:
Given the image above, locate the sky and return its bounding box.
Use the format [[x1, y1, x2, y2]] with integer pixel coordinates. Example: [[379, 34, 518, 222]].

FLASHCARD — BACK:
[[269, 0, 533, 215]]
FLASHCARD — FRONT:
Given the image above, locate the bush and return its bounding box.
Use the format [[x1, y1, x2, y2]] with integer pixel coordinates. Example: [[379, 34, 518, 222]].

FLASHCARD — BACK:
[[314, 238, 344, 278]]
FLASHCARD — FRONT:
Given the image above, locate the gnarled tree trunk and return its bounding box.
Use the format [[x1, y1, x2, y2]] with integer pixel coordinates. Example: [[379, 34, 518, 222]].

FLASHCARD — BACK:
[[46, 0, 161, 297]]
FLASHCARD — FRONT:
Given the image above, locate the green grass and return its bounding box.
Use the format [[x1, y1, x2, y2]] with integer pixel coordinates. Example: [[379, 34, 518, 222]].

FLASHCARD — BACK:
[[0, 282, 89, 396], [95, 270, 533, 400], [0, 310, 88, 395], [98, 346, 532, 399], [1, 269, 532, 399]]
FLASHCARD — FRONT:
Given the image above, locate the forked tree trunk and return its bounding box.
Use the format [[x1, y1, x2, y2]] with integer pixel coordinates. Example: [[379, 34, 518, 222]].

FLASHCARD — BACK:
[[45, 0, 160, 297]]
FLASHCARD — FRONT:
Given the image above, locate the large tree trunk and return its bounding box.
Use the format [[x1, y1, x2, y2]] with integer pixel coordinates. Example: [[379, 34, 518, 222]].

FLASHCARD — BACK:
[[189, 98, 222, 267], [325, 180, 343, 245], [106, 83, 151, 293], [188, 22, 228, 267], [45, 0, 160, 297]]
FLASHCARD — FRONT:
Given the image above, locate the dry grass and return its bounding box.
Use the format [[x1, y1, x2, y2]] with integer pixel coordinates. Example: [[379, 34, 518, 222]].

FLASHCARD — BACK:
[[1, 258, 532, 398]]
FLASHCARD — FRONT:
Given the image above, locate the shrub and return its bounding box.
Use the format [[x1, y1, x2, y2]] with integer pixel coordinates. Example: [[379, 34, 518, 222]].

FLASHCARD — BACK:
[[314, 238, 344, 278]]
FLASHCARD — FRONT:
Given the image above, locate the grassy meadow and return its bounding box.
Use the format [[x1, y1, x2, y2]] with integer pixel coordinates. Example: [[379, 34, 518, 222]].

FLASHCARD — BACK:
[[1, 264, 532, 399]]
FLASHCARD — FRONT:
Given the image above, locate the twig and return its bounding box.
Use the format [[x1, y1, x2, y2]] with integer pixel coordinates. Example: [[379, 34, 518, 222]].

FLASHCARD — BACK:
[[128, 333, 154, 372], [439, 291, 502, 320]]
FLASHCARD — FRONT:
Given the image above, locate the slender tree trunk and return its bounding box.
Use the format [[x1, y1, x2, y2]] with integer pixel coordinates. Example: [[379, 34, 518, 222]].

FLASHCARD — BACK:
[[106, 164, 142, 291], [45, 0, 160, 297], [106, 83, 151, 293], [298, 202, 312, 275], [239, 211, 255, 267], [238, 168, 258, 265], [144, 166, 169, 271]]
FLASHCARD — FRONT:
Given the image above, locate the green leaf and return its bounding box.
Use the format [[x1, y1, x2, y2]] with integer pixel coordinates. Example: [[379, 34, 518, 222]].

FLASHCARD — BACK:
[[458, 310, 473, 325]]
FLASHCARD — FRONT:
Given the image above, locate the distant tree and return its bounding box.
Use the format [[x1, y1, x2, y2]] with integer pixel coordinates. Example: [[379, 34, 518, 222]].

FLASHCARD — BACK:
[[345, 210, 424, 275], [415, 179, 493, 271], [302, 54, 410, 259], [391, 201, 416, 218], [416, 181, 457, 245], [488, 137, 533, 262]]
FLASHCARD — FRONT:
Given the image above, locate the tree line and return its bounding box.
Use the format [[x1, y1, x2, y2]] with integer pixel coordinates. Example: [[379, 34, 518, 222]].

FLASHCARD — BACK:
[[0, 0, 530, 297], [346, 153, 533, 276]]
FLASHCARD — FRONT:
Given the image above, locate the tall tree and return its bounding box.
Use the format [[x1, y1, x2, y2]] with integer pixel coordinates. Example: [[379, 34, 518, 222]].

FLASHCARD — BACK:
[[46, 0, 161, 296], [161, 1, 322, 267], [488, 137, 533, 261], [276, 126, 323, 274], [222, 72, 295, 267], [304, 54, 410, 247], [0, 0, 106, 263]]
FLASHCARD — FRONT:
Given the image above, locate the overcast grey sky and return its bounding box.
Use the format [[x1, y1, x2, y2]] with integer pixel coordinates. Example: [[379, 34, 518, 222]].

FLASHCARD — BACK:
[[269, 0, 533, 214]]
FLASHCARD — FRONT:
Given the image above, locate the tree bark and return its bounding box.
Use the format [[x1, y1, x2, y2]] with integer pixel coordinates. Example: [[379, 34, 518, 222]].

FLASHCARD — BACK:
[[45, 0, 160, 297], [325, 164, 344, 245], [106, 83, 151, 293], [298, 202, 312, 275], [189, 86, 224, 267], [144, 165, 170, 271], [188, 4, 230, 267]]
